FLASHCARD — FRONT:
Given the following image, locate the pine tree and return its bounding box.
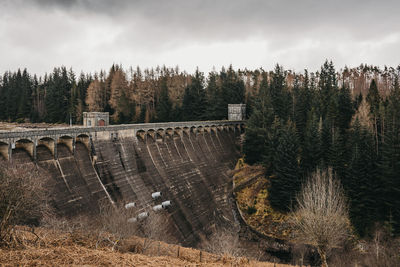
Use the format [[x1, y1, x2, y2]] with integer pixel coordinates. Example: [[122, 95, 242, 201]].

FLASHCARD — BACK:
[[243, 77, 274, 164], [155, 77, 172, 122], [337, 85, 354, 132], [348, 119, 379, 236], [269, 65, 290, 122], [300, 111, 321, 176], [206, 71, 224, 120], [294, 70, 312, 144], [378, 77, 400, 234], [182, 69, 207, 121], [45, 67, 72, 123], [269, 120, 300, 212]]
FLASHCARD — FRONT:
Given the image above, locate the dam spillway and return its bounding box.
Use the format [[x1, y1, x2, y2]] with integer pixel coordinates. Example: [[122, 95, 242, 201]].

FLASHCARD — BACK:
[[0, 121, 244, 246]]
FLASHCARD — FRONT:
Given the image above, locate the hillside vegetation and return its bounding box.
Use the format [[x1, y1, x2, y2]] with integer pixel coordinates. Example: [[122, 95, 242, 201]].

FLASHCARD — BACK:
[[0, 227, 294, 267], [233, 161, 291, 240]]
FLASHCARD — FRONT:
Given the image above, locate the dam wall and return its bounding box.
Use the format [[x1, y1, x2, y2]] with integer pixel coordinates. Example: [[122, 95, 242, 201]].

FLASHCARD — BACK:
[[0, 121, 244, 246]]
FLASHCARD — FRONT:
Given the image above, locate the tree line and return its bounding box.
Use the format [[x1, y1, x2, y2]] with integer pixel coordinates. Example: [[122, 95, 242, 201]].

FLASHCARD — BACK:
[[0, 65, 245, 124], [244, 61, 400, 238], [1, 63, 398, 125]]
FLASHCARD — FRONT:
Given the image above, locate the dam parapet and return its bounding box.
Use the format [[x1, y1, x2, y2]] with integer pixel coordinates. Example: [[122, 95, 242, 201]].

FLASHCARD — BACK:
[[0, 120, 244, 161]]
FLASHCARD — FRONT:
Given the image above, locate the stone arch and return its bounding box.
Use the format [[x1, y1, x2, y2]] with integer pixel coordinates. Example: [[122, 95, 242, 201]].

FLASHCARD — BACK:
[[210, 125, 218, 134], [14, 138, 35, 158], [156, 129, 165, 141], [190, 126, 197, 135], [197, 126, 204, 134], [58, 135, 74, 154], [173, 127, 182, 138], [182, 127, 190, 137], [37, 137, 56, 156], [165, 128, 173, 136], [146, 129, 155, 141], [217, 125, 224, 132], [136, 130, 146, 141], [76, 134, 90, 150], [0, 141, 9, 160]]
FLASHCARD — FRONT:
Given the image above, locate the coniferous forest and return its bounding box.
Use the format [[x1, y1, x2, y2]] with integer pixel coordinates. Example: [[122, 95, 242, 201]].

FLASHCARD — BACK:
[[1, 61, 400, 238]]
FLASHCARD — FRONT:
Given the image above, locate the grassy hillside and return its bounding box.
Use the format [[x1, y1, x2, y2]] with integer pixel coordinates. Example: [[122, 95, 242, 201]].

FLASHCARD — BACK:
[[0, 226, 295, 266], [233, 160, 292, 240]]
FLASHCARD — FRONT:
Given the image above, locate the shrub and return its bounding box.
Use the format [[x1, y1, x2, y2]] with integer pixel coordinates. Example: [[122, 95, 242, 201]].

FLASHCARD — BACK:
[[246, 206, 257, 215], [0, 163, 51, 247]]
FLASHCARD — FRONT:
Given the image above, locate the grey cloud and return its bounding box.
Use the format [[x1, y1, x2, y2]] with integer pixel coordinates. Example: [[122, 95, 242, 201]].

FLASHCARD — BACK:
[[1, 0, 400, 74]]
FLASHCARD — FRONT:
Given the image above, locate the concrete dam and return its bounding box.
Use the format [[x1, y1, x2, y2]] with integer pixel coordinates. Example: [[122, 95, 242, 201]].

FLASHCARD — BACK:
[[0, 121, 245, 246]]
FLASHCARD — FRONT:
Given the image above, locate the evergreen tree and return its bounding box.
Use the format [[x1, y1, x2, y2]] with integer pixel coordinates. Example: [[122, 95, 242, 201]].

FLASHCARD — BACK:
[[348, 119, 379, 236], [269, 120, 300, 212], [378, 77, 400, 234], [337, 85, 354, 132], [182, 69, 207, 120], [300, 111, 321, 176], [294, 70, 312, 144], [243, 76, 274, 164], [269, 65, 290, 122], [206, 71, 224, 119], [45, 67, 72, 123], [155, 77, 172, 122], [138, 104, 147, 123]]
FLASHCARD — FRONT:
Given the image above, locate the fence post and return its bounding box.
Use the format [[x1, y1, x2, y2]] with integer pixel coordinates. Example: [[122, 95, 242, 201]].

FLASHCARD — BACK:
[[177, 246, 180, 258]]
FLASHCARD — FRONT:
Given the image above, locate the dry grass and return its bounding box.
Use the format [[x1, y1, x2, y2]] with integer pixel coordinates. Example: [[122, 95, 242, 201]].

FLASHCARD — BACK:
[[0, 227, 296, 266], [233, 162, 292, 239]]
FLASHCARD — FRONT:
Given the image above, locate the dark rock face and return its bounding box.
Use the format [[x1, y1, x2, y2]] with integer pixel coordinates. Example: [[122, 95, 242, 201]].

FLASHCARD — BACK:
[[30, 129, 240, 246]]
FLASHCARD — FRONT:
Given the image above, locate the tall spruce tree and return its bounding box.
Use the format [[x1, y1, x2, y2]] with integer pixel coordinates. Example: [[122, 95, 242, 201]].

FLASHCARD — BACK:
[[269, 120, 300, 212], [348, 119, 379, 236], [182, 69, 207, 121], [156, 77, 172, 122], [243, 76, 274, 164], [378, 77, 400, 234]]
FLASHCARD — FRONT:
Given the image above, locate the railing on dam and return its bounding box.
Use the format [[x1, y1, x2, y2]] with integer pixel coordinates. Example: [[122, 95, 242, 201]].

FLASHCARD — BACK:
[[0, 120, 245, 161]]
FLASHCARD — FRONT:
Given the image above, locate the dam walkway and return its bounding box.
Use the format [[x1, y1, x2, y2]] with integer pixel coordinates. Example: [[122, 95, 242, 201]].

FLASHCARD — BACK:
[[0, 120, 244, 161]]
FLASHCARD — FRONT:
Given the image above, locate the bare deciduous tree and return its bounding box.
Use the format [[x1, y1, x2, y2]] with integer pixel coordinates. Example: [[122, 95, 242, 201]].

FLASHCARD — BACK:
[[291, 168, 350, 267], [202, 227, 243, 258], [0, 163, 51, 247]]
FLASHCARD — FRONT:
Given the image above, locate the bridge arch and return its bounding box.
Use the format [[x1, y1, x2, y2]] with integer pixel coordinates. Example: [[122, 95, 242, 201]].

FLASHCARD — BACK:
[[146, 129, 155, 141], [155, 129, 165, 141], [136, 130, 146, 141], [173, 127, 182, 138], [76, 134, 90, 150], [14, 138, 35, 159], [182, 127, 190, 137], [58, 135, 74, 154], [0, 141, 9, 160], [37, 137, 56, 156], [165, 127, 173, 136]]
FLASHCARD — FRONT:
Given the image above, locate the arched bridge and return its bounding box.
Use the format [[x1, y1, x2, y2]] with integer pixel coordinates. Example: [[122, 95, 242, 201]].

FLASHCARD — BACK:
[[0, 120, 245, 161]]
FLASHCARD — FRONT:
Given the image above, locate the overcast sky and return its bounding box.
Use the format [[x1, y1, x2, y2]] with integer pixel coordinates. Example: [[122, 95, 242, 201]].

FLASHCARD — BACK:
[[1, 0, 399, 76]]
